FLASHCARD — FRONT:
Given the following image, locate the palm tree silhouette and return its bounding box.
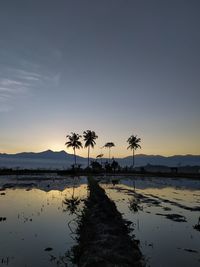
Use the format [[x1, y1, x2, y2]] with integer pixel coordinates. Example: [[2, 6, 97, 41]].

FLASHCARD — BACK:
[[127, 135, 141, 168], [96, 153, 104, 165], [65, 132, 82, 166], [83, 130, 98, 168], [104, 142, 115, 163]]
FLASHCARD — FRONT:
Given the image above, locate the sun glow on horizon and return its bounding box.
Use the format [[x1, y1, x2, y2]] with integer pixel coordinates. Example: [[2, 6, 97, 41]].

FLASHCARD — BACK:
[[1, 145, 200, 157]]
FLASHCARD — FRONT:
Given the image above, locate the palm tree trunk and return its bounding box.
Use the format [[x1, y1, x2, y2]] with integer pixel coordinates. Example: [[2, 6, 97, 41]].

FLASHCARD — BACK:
[[132, 149, 135, 169], [74, 148, 76, 166], [87, 145, 90, 168]]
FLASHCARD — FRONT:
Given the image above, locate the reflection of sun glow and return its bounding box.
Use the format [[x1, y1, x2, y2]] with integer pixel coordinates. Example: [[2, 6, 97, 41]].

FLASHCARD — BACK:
[[51, 185, 88, 199]]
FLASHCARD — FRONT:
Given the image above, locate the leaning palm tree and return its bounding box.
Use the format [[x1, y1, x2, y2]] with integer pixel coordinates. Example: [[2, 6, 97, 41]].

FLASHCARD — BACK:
[[96, 153, 104, 165], [83, 130, 98, 167], [127, 135, 141, 168], [96, 154, 104, 159], [65, 132, 82, 166], [104, 142, 115, 163]]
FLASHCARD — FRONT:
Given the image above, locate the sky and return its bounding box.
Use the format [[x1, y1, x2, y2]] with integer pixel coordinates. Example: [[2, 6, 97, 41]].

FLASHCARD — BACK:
[[0, 0, 200, 158]]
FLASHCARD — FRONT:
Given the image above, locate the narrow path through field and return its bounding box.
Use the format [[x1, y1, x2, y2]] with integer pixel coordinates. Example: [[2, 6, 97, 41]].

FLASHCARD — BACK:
[[73, 177, 144, 267]]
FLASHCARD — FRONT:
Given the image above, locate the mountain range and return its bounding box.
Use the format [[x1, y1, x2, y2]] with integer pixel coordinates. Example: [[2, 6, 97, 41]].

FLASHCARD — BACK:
[[0, 150, 200, 169]]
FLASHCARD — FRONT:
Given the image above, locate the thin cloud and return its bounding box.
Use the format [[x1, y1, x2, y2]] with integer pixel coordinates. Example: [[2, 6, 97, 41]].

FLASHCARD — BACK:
[[15, 69, 42, 79], [1, 79, 22, 86], [0, 69, 40, 111], [23, 75, 40, 81], [0, 49, 62, 112]]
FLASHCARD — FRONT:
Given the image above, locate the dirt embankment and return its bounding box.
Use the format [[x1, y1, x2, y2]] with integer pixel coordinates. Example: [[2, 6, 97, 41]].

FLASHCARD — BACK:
[[73, 177, 144, 267]]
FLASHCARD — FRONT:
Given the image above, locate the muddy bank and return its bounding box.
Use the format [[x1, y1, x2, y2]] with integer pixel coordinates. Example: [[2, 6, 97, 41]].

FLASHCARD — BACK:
[[72, 177, 144, 267]]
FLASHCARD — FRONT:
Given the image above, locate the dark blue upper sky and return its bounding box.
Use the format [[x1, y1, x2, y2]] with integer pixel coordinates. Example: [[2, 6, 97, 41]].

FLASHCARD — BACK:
[[0, 0, 199, 157]]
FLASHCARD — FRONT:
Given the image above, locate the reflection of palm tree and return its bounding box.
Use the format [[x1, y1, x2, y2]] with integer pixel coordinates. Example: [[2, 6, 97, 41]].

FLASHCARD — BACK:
[[63, 185, 81, 215], [128, 197, 141, 213], [127, 135, 141, 168], [65, 132, 82, 166], [63, 196, 81, 215], [104, 142, 115, 163], [83, 130, 98, 168]]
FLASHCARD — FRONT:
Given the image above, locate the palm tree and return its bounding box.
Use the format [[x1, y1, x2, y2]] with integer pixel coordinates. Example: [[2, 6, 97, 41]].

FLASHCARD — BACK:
[[65, 132, 82, 166], [104, 142, 115, 163], [96, 153, 104, 165], [127, 135, 141, 168], [83, 130, 98, 168]]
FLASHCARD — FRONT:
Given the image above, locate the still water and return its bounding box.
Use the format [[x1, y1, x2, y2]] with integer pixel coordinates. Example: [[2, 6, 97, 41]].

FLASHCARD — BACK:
[[0, 176, 87, 267], [103, 176, 200, 267], [0, 175, 199, 266]]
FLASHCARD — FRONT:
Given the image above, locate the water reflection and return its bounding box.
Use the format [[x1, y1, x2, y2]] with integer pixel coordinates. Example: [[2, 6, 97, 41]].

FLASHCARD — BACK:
[[193, 216, 200, 231], [63, 195, 81, 215], [63, 183, 82, 215], [0, 176, 87, 267], [102, 176, 200, 267], [128, 196, 143, 213], [0, 175, 199, 267]]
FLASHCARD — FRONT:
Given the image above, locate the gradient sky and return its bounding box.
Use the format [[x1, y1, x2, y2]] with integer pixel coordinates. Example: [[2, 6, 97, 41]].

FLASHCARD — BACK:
[[0, 0, 200, 158]]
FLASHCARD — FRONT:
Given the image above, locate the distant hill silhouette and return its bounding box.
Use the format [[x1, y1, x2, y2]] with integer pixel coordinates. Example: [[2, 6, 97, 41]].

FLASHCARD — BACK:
[[0, 150, 85, 169], [0, 150, 200, 169], [119, 154, 200, 167], [3, 150, 72, 160]]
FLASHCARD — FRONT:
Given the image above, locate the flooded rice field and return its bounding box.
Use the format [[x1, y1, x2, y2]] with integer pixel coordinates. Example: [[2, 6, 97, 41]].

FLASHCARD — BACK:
[[102, 176, 200, 267], [0, 175, 87, 267], [0, 174, 199, 266]]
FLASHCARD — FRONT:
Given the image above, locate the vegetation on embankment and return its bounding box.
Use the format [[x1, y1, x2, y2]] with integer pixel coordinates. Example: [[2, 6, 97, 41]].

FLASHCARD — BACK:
[[72, 177, 144, 267]]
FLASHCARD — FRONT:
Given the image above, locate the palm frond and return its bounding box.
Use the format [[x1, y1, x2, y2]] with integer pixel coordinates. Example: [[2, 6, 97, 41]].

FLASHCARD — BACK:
[[127, 134, 141, 151], [104, 142, 115, 148], [83, 130, 98, 148], [65, 132, 83, 150]]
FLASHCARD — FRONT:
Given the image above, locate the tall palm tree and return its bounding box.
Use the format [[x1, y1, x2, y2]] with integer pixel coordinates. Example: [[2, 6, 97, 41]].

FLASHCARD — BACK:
[[104, 142, 115, 163], [65, 132, 82, 166], [83, 130, 98, 167], [127, 135, 141, 168]]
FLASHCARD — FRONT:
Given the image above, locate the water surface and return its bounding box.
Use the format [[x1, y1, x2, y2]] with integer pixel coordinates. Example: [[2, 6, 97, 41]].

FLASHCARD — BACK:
[[0, 176, 87, 267], [102, 176, 200, 267], [1, 175, 199, 267]]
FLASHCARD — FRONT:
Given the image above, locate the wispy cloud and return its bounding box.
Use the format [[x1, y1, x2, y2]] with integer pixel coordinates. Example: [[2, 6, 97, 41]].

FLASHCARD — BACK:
[[0, 68, 40, 111], [0, 47, 62, 111], [15, 69, 42, 80]]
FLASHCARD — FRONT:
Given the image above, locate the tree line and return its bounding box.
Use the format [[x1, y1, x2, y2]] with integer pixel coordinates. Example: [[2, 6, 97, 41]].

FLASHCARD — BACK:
[[65, 130, 141, 169]]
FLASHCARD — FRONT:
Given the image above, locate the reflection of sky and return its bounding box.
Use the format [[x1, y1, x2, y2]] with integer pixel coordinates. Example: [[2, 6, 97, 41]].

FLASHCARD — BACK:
[[103, 178, 200, 267], [118, 177, 200, 207], [0, 185, 87, 267], [120, 177, 200, 191], [0, 1, 200, 157]]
